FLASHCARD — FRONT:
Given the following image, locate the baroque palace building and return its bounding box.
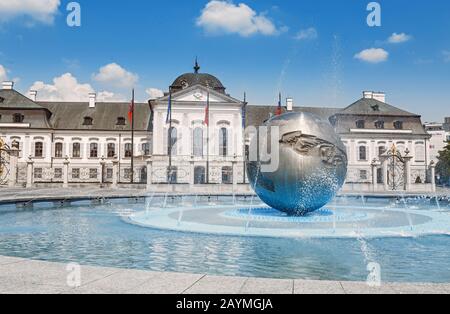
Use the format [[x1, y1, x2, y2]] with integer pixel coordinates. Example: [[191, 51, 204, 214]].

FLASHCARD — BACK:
[[0, 63, 436, 193]]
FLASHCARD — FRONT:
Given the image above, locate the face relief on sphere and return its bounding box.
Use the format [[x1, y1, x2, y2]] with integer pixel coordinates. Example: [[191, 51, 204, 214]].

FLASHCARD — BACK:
[[247, 112, 348, 216]]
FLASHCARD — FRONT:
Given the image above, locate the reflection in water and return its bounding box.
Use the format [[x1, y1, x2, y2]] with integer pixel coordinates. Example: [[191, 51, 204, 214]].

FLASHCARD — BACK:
[[0, 199, 449, 283]]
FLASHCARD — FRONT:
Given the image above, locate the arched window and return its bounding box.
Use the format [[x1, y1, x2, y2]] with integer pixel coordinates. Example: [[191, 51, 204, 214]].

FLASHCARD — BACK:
[[168, 127, 177, 156], [359, 146, 367, 161], [90, 143, 98, 158], [375, 120, 385, 129], [194, 166, 206, 184], [222, 167, 232, 184], [13, 113, 24, 123], [394, 121, 403, 130], [72, 143, 81, 158], [125, 143, 133, 158], [219, 128, 228, 157], [193, 127, 203, 157], [35, 142, 43, 157], [55, 143, 63, 158], [415, 143, 426, 162], [107, 143, 116, 158], [378, 146, 387, 156], [356, 120, 365, 129]]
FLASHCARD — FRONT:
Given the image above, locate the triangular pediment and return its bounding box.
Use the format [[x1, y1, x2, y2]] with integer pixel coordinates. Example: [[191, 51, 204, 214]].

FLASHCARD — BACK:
[[159, 85, 242, 104]]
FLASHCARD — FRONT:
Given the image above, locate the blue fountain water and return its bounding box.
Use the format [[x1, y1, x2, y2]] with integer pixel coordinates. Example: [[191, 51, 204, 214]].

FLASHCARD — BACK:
[[0, 195, 449, 283]]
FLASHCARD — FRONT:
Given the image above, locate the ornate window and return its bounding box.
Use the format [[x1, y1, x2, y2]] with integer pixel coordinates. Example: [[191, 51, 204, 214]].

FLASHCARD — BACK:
[[83, 117, 93, 126], [194, 166, 206, 184], [168, 127, 177, 156], [72, 143, 81, 158], [375, 120, 385, 129], [222, 167, 233, 184], [90, 143, 98, 158], [356, 120, 365, 129], [116, 117, 126, 126], [142, 143, 150, 155], [34, 168, 43, 179], [107, 143, 116, 158], [125, 143, 133, 158], [359, 146, 367, 161], [54, 168, 63, 179], [219, 128, 228, 157], [360, 170, 368, 180], [72, 168, 80, 179], [415, 143, 426, 162], [89, 169, 98, 179], [193, 127, 203, 157], [13, 113, 25, 123], [394, 121, 403, 130], [55, 143, 63, 158], [378, 146, 387, 156], [34, 142, 43, 158]]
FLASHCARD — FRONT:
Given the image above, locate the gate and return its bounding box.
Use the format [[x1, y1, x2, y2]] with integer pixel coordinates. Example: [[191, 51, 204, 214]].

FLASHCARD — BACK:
[[385, 145, 406, 191], [0, 139, 11, 185]]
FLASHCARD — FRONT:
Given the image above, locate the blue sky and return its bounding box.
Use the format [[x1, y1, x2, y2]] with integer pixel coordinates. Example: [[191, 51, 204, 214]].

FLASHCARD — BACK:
[[0, 0, 449, 121]]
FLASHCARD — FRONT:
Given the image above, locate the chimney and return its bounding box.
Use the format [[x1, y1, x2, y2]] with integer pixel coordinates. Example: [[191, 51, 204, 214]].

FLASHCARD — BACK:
[[2, 81, 14, 90], [372, 92, 386, 103], [363, 91, 386, 103], [286, 97, 294, 111], [89, 93, 96, 108], [29, 90, 37, 102]]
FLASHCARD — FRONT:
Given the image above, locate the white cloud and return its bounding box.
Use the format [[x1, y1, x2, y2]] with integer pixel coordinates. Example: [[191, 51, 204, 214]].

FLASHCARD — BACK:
[[354, 48, 389, 64], [146, 88, 164, 99], [0, 0, 60, 24], [443, 51, 450, 63], [196, 0, 281, 37], [0, 64, 8, 81], [97, 91, 126, 102], [29, 73, 95, 101], [294, 27, 318, 40], [92, 63, 139, 88], [388, 32, 412, 44]]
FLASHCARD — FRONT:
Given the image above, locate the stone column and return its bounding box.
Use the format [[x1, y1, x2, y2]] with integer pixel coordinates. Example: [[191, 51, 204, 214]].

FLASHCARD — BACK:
[[100, 157, 106, 185], [26, 157, 34, 189], [112, 159, 119, 188], [371, 159, 379, 192], [189, 157, 195, 186], [146, 157, 153, 190], [8, 148, 19, 187], [63, 157, 70, 188], [403, 156, 413, 192], [232, 158, 238, 187], [430, 161, 436, 193], [382, 157, 389, 191]]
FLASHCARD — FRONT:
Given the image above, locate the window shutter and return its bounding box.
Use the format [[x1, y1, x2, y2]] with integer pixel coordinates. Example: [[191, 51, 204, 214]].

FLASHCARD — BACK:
[[51, 142, 56, 158], [31, 142, 35, 158], [69, 143, 74, 158], [62, 143, 67, 158], [102, 143, 107, 158], [120, 144, 125, 160]]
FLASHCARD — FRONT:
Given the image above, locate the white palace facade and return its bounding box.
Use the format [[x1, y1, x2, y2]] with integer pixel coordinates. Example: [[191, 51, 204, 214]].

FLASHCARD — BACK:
[[0, 63, 437, 193]]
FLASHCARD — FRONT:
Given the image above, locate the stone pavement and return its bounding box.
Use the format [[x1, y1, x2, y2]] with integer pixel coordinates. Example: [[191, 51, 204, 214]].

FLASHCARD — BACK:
[[0, 256, 449, 294]]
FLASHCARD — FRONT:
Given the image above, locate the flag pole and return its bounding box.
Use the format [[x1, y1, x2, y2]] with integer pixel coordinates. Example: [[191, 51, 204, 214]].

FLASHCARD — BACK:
[[242, 92, 247, 184], [131, 88, 135, 184], [206, 92, 210, 184], [168, 89, 173, 183]]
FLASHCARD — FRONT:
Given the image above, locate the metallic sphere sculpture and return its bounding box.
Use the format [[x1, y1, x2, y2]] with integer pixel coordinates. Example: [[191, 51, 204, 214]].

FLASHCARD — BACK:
[[247, 112, 348, 216]]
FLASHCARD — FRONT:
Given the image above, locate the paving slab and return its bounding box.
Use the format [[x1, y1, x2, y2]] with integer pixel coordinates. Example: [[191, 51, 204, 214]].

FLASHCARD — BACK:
[[0, 259, 120, 288], [294, 280, 346, 294], [239, 278, 293, 294], [389, 283, 450, 294], [126, 272, 205, 294], [184, 275, 248, 295], [340, 281, 397, 294]]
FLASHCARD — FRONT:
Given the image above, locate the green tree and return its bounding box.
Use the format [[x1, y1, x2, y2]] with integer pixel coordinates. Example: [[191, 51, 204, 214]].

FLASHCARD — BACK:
[[436, 142, 450, 184]]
